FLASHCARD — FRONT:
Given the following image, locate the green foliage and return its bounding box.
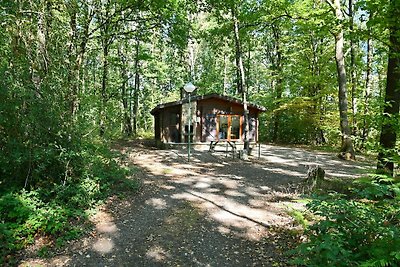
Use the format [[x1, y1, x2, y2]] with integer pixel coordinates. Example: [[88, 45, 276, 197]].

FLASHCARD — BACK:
[[291, 178, 400, 267], [0, 190, 82, 260], [0, 0, 399, 263], [286, 207, 309, 228], [353, 175, 400, 200], [0, 143, 139, 265]]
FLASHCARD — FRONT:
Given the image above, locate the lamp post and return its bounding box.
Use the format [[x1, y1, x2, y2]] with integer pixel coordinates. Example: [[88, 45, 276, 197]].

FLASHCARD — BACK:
[[184, 82, 196, 162]]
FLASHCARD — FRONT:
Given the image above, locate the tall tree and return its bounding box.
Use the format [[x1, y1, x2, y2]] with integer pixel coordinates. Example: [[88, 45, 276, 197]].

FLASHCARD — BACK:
[[271, 24, 284, 143], [376, 0, 400, 176], [118, 44, 133, 136], [99, 2, 112, 136], [67, 0, 95, 117], [360, 28, 373, 149], [231, 4, 250, 153], [327, 0, 356, 159], [349, 0, 357, 135]]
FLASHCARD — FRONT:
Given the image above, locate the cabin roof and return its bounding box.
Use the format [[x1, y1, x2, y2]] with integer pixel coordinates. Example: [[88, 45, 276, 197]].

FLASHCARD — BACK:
[[150, 93, 266, 115]]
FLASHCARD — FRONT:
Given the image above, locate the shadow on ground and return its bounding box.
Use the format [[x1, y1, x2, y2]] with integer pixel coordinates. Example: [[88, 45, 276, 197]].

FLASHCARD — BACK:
[[19, 141, 373, 267]]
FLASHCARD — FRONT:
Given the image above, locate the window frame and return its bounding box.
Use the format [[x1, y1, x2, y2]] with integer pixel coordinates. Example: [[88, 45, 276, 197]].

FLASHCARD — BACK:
[[216, 114, 242, 141]]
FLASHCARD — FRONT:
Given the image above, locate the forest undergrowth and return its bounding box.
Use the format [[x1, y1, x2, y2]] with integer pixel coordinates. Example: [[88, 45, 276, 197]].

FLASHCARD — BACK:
[[0, 141, 139, 266], [290, 175, 400, 267]]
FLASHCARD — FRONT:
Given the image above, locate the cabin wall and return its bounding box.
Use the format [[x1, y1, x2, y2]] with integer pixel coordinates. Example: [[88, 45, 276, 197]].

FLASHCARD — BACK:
[[160, 106, 181, 143], [197, 98, 259, 142], [155, 97, 261, 144], [154, 113, 161, 140]]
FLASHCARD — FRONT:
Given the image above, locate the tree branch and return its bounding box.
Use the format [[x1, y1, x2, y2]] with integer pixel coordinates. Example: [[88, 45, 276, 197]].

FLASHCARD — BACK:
[[325, 0, 335, 11]]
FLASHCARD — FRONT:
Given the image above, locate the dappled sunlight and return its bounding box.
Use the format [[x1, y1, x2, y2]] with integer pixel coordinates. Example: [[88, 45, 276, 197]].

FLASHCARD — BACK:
[[171, 191, 202, 202], [128, 144, 373, 244], [193, 181, 211, 189], [89, 209, 119, 255], [262, 166, 304, 177], [263, 155, 300, 166], [205, 187, 221, 193], [145, 197, 168, 210], [146, 245, 170, 262], [96, 222, 118, 234], [260, 144, 372, 179], [192, 190, 289, 224], [206, 208, 272, 241], [217, 225, 232, 235], [248, 198, 268, 208], [54, 142, 373, 266], [326, 171, 358, 179], [130, 150, 200, 177], [244, 186, 264, 197], [259, 185, 272, 192], [126, 146, 307, 242], [217, 177, 240, 189], [224, 189, 246, 197], [19, 256, 72, 267], [171, 185, 292, 241], [92, 238, 114, 254], [159, 184, 176, 190]]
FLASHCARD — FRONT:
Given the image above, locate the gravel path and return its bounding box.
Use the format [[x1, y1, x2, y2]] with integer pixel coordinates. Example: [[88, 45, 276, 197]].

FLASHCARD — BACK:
[[19, 142, 373, 267]]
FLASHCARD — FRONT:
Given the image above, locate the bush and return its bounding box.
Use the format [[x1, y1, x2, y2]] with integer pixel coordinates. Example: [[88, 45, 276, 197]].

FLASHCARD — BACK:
[[0, 143, 139, 265], [291, 177, 400, 267]]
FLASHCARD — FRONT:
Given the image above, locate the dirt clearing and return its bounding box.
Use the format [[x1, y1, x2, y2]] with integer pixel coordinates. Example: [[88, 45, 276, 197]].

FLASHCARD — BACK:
[[19, 142, 373, 267]]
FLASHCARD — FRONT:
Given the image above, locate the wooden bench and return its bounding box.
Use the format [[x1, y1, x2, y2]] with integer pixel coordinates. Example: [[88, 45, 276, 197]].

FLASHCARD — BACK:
[[209, 141, 239, 158]]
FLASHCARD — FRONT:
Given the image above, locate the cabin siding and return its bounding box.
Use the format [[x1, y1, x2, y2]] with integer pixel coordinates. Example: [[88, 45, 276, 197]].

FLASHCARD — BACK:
[[197, 99, 259, 142], [151, 94, 264, 144], [160, 105, 180, 143]]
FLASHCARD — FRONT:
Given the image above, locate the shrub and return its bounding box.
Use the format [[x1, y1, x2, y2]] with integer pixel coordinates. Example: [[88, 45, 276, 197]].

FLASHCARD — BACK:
[[0, 143, 139, 265], [291, 178, 400, 267]]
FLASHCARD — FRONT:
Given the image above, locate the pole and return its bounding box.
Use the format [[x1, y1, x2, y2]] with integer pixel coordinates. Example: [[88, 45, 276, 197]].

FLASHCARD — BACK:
[[188, 92, 191, 162]]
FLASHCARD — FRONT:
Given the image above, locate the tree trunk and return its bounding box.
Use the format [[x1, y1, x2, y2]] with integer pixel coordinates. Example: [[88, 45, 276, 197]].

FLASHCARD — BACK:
[[349, 0, 357, 136], [99, 41, 109, 137], [118, 46, 132, 136], [232, 7, 250, 154], [67, 1, 95, 120], [377, 0, 400, 176], [68, 10, 79, 116], [271, 25, 283, 144], [361, 36, 372, 149], [133, 37, 140, 136], [67, 5, 92, 117], [330, 0, 355, 160], [223, 52, 228, 94], [99, 4, 111, 137]]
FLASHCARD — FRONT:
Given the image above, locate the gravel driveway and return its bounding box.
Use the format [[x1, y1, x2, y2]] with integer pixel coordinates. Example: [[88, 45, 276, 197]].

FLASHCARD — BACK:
[[19, 142, 373, 267]]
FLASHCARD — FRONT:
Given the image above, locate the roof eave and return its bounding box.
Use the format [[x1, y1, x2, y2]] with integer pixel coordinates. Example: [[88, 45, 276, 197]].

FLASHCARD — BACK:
[[150, 93, 266, 115]]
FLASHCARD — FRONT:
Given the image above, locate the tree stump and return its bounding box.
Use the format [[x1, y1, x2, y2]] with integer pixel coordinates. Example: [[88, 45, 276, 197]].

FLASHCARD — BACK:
[[338, 152, 355, 160], [306, 165, 325, 190]]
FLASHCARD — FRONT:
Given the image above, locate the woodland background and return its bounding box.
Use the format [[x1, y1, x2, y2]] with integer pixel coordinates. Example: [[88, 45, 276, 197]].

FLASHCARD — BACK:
[[0, 0, 400, 265]]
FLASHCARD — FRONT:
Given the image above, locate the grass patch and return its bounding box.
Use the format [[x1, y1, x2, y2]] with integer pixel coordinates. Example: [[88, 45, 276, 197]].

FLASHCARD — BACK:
[[286, 208, 309, 228]]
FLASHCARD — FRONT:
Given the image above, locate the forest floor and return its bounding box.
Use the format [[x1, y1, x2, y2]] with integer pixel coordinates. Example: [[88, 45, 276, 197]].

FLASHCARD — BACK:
[[19, 141, 373, 267]]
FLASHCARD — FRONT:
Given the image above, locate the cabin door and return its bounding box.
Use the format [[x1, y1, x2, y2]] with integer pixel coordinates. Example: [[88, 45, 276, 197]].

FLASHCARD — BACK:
[[217, 115, 241, 141]]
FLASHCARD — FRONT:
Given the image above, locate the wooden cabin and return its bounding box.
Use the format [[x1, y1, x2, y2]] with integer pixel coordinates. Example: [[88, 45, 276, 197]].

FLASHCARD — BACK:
[[150, 93, 265, 149]]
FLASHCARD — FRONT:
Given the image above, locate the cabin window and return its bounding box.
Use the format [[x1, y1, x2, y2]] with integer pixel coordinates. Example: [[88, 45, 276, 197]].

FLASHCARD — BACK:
[[217, 115, 242, 141], [219, 115, 228, 139]]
